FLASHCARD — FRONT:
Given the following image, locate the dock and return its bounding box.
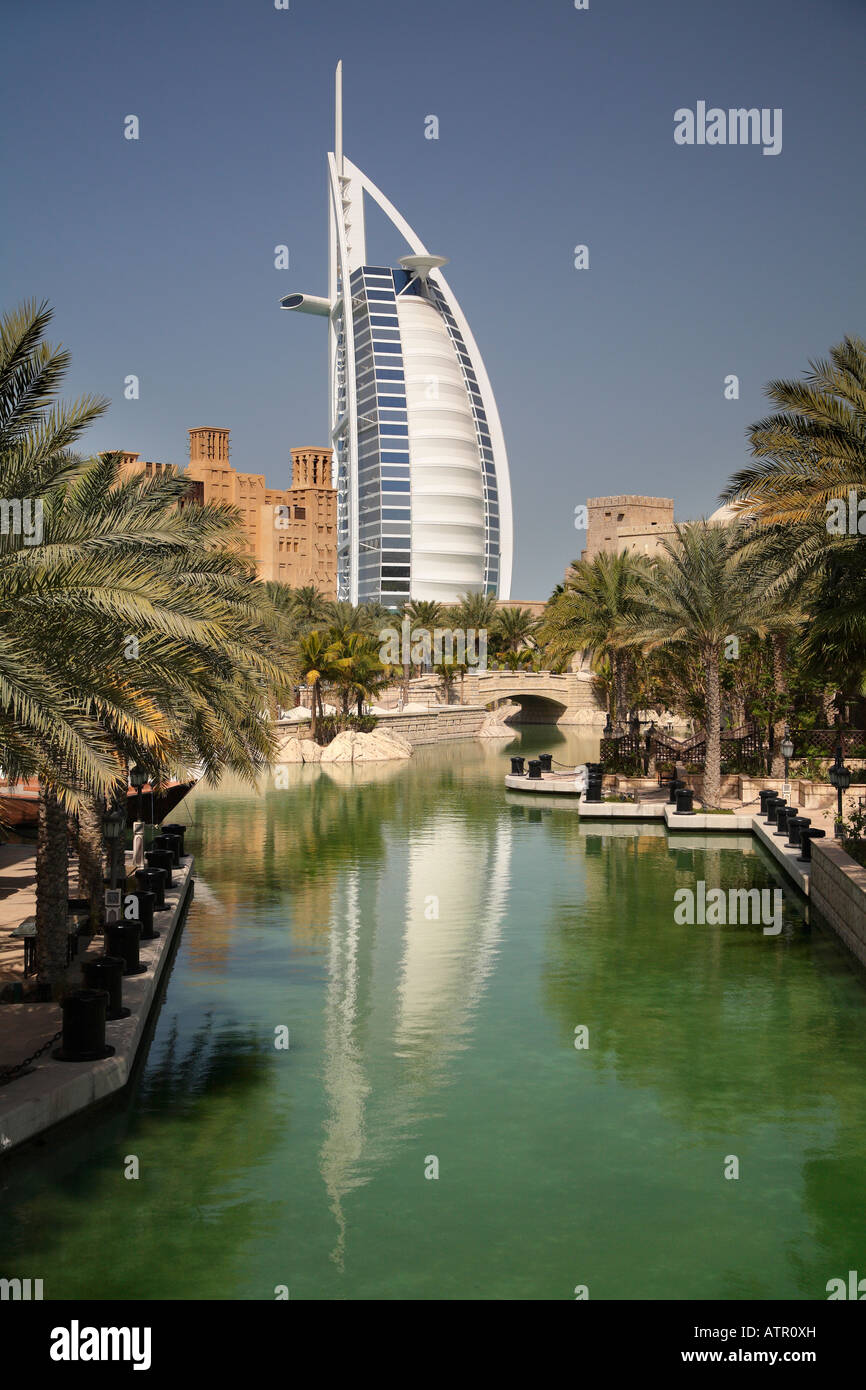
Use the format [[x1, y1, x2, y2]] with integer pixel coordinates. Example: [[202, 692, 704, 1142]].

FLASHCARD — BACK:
[[0, 854, 195, 1154]]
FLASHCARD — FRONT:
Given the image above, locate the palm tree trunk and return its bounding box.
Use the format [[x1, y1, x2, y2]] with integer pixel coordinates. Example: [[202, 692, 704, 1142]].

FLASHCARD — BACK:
[[770, 634, 788, 776], [822, 687, 837, 726], [613, 653, 629, 724], [108, 774, 127, 890], [703, 651, 723, 810], [35, 784, 70, 993], [310, 680, 319, 741], [77, 793, 106, 932]]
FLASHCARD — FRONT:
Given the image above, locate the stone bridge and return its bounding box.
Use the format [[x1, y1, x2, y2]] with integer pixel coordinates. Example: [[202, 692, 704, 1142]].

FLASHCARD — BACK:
[[461, 669, 605, 725]]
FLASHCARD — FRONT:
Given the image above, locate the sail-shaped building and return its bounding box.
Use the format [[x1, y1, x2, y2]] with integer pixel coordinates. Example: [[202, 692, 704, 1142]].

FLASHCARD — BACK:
[[280, 62, 513, 607]]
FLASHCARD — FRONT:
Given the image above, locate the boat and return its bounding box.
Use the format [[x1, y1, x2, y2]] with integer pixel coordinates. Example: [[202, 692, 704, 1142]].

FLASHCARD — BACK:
[[0, 778, 196, 835]]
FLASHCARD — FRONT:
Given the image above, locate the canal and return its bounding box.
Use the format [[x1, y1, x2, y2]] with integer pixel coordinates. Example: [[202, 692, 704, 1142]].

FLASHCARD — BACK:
[[2, 727, 865, 1300]]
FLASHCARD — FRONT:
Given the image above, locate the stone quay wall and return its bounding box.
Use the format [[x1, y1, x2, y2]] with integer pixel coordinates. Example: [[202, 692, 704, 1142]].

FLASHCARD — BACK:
[[374, 707, 488, 745], [275, 705, 490, 749], [810, 840, 866, 968]]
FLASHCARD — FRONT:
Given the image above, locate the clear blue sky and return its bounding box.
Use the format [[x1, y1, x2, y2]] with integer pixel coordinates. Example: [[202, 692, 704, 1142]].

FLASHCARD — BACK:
[[4, 0, 864, 597]]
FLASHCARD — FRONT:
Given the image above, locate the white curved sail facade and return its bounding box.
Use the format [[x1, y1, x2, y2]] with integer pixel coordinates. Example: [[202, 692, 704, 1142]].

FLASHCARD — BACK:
[[281, 63, 513, 606]]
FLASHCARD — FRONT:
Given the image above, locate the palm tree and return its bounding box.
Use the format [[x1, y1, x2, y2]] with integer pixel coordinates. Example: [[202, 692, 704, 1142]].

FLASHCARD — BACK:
[[294, 631, 342, 740], [621, 523, 782, 808], [290, 585, 334, 633], [331, 632, 394, 716], [452, 591, 498, 633], [402, 599, 444, 632], [497, 647, 535, 672], [399, 600, 445, 675], [538, 551, 649, 721], [722, 338, 866, 716], [434, 659, 466, 703], [723, 335, 866, 528], [329, 601, 389, 643], [491, 606, 538, 659], [1, 303, 283, 985]]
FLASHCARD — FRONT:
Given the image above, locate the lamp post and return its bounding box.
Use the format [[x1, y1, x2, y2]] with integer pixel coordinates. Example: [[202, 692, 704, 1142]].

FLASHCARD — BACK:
[[781, 726, 794, 800], [129, 764, 147, 825], [828, 744, 852, 836]]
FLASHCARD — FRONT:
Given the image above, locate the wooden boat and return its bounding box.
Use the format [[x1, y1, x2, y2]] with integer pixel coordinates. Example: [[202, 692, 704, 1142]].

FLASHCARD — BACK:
[[0, 778, 196, 835]]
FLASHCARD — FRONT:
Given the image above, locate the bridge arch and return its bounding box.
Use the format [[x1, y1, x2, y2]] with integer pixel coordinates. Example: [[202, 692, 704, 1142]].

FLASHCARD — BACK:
[[485, 692, 569, 723], [462, 669, 604, 725]]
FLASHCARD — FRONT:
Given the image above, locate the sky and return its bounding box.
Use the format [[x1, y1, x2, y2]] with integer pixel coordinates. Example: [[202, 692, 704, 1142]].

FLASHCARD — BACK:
[[4, 0, 865, 598]]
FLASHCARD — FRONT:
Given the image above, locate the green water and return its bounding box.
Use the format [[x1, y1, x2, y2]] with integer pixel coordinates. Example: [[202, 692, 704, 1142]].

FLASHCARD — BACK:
[[2, 727, 865, 1301]]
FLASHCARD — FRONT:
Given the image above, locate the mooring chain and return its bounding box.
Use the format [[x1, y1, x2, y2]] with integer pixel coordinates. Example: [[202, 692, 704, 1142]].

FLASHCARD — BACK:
[[0, 1029, 63, 1087]]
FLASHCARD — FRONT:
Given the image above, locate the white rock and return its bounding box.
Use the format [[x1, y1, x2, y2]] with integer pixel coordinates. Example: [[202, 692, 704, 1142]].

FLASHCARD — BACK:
[[320, 730, 360, 763], [354, 731, 412, 762], [367, 729, 413, 757], [319, 728, 413, 763], [276, 736, 303, 763], [298, 739, 322, 763]]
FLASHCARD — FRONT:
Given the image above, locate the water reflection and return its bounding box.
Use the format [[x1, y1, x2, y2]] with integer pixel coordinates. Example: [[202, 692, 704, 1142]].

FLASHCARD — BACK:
[[318, 804, 514, 1267], [2, 728, 865, 1299]]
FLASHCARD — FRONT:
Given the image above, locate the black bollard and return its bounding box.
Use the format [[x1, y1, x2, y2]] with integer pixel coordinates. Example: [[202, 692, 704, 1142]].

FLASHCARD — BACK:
[[759, 789, 777, 818], [510, 756, 525, 776], [160, 823, 187, 856], [148, 868, 168, 910], [764, 794, 781, 825], [135, 867, 165, 910], [675, 787, 695, 815], [82, 956, 130, 1020], [667, 777, 685, 805], [798, 827, 826, 863], [128, 889, 158, 940], [781, 807, 800, 842], [539, 753, 553, 773], [52, 989, 115, 1062], [105, 920, 147, 976], [145, 849, 173, 890], [787, 815, 810, 850], [527, 759, 542, 780], [773, 801, 790, 835], [153, 833, 181, 867], [584, 763, 604, 803]]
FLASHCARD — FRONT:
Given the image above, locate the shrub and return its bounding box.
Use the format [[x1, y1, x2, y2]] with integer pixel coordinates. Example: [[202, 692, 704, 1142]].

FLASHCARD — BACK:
[[791, 754, 828, 783], [316, 713, 378, 745]]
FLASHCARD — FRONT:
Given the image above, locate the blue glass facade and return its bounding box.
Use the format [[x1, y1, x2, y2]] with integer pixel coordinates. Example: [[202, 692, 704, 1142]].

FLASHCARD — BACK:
[[349, 266, 412, 606]]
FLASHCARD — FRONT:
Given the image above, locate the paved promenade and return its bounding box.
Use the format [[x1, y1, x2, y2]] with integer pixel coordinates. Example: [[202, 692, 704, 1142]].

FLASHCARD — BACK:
[[0, 854, 194, 1153], [0, 844, 39, 991]]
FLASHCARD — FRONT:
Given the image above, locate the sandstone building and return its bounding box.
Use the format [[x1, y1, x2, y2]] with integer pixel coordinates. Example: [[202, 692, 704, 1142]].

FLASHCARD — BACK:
[[582, 495, 676, 561], [120, 429, 337, 596]]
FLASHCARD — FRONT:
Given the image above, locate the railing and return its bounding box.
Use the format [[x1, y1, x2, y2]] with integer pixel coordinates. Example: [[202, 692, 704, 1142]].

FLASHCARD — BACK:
[[601, 724, 866, 774], [790, 728, 866, 756], [602, 723, 765, 773]]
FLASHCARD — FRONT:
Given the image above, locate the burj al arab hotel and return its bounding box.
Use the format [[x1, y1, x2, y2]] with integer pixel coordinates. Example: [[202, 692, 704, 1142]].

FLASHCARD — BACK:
[[280, 62, 513, 607]]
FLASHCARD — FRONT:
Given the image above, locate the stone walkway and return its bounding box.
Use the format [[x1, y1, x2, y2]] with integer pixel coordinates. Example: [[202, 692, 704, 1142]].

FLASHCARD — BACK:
[[0, 843, 89, 993], [0, 844, 38, 991], [0, 856, 195, 1150]]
